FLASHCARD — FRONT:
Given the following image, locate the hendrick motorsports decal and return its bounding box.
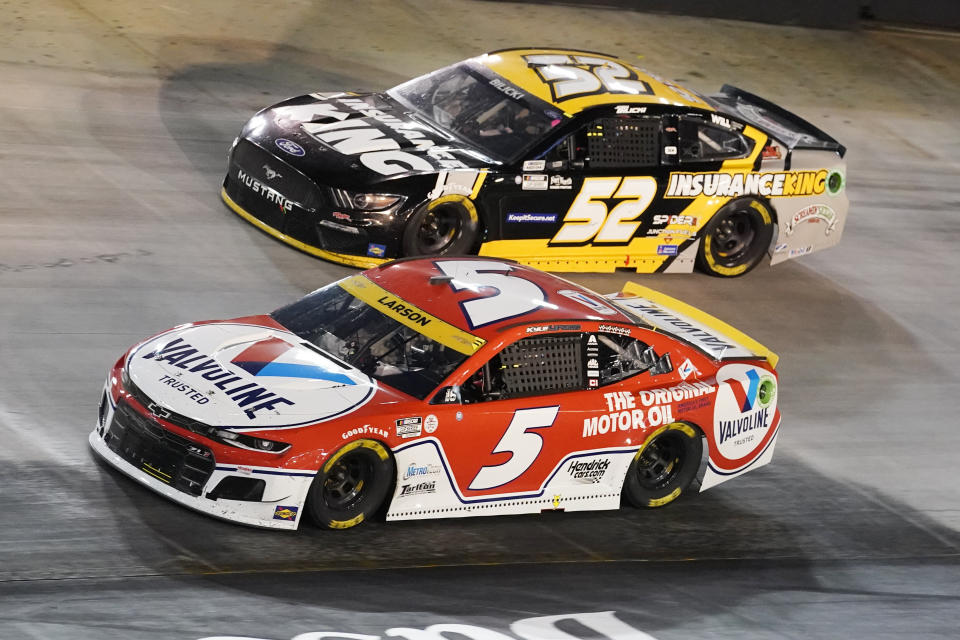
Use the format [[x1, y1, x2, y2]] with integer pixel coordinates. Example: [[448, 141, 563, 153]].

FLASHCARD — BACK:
[[196, 610, 664, 640], [129, 324, 375, 429]]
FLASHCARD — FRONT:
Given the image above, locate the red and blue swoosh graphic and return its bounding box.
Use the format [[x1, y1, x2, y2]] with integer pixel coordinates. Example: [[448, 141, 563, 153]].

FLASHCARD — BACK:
[[231, 337, 355, 385], [724, 369, 760, 413]]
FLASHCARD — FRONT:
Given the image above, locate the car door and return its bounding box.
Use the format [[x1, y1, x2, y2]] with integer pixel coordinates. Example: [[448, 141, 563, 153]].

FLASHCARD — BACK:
[[437, 329, 677, 506], [439, 331, 592, 502], [490, 112, 679, 268]]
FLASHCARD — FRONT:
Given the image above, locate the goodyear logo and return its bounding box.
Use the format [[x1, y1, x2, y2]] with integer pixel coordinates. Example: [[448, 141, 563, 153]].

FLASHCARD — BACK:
[[666, 170, 828, 199]]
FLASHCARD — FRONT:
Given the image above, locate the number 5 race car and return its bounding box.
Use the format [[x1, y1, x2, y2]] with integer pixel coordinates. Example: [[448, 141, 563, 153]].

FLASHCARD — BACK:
[[222, 47, 847, 276], [91, 258, 781, 530]]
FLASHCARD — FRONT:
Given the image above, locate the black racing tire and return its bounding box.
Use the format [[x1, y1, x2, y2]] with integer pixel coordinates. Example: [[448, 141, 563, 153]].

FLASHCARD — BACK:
[[623, 423, 703, 509], [306, 439, 394, 529], [401, 199, 480, 257], [696, 197, 774, 277]]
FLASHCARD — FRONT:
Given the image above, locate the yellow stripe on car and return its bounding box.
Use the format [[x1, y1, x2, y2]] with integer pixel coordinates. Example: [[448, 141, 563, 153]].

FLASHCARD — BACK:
[[221, 188, 388, 269], [339, 274, 486, 356]]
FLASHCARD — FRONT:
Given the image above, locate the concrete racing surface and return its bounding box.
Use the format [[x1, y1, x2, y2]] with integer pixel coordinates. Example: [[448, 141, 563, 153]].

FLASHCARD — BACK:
[[1, 1, 959, 638]]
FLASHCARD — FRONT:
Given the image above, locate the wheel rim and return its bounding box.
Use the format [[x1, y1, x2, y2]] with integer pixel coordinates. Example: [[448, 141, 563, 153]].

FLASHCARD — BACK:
[[415, 206, 461, 253], [711, 207, 758, 265], [323, 453, 371, 511], [635, 432, 686, 491]]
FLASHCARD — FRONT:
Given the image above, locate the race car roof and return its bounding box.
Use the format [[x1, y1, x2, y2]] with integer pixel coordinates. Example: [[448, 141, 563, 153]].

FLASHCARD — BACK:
[[361, 257, 640, 346], [474, 48, 714, 115]]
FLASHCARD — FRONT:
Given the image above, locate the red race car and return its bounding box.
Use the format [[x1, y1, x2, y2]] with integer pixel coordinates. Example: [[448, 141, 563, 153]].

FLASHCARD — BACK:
[[90, 258, 780, 530]]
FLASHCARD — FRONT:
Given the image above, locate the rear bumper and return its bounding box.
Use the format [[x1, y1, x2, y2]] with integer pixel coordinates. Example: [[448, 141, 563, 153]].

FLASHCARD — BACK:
[[90, 382, 316, 530]]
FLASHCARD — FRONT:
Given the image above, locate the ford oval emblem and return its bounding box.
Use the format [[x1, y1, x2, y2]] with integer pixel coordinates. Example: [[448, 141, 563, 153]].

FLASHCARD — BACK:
[[275, 138, 305, 157]]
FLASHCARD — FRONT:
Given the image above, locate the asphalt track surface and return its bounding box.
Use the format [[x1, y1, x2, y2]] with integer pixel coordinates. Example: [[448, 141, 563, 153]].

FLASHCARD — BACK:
[[2, 2, 960, 639]]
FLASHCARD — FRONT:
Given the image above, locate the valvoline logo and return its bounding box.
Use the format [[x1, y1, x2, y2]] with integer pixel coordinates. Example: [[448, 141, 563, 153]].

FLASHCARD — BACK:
[[231, 337, 355, 385], [723, 369, 775, 413]]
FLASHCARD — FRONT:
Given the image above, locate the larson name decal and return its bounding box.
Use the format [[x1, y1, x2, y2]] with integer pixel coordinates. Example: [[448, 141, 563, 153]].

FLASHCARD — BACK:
[[377, 296, 432, 326]]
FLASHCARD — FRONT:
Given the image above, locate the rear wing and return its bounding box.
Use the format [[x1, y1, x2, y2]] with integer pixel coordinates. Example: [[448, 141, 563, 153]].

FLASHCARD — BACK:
[[608, 283, 779, 368], [709, 84, 845, 157]]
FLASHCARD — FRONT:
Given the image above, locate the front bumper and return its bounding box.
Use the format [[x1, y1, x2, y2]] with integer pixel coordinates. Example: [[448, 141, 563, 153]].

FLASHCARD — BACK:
[[221, 139, 394, 268], [221, 188, 386, 269], [90, 381, 316, 530]]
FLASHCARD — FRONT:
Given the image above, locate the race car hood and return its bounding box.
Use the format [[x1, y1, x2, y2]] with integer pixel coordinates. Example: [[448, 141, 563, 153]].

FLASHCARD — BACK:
[[241, 92, 493, 187], [125, 320, 378, 431]]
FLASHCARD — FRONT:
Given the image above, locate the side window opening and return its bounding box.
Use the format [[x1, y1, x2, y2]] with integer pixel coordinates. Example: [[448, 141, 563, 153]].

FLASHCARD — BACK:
[[448, 331, 674, 404], [586, 117, 660, 168], [460, 334, 585, 403], [543, 116, 661, 170], [678, 117, 751, 162], [594, 333, 658, 386]]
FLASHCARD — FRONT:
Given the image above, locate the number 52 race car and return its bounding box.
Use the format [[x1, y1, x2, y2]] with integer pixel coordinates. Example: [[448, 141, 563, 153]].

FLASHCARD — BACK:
[[91, 258, 781, 530], [222, 47, 847, 276]]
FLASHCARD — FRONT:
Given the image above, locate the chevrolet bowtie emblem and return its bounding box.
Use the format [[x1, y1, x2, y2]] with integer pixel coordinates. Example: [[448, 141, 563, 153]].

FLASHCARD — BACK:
[[148, 402, 170, 419]]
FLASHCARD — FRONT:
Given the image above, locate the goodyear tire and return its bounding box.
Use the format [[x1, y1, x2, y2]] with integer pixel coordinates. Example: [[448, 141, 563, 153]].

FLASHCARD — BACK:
[[307, 439, 394, 529], [623, 423, 702, 508], [696, 198, 774, 277], [402, 198, 480, 257]]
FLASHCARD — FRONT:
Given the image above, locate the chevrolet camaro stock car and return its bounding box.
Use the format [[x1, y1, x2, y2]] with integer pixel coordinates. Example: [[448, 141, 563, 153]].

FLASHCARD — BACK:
[[222, 47, 847, 276], [91, 258, 781, 529]]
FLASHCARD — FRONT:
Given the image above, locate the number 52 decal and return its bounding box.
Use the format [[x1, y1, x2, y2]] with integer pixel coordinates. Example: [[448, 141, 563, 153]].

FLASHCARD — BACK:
[[469, 406, 560, 490], [551, 176, 658, 245]]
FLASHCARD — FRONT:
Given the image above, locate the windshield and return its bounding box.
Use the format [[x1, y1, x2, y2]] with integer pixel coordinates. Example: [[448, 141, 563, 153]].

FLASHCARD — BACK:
[[389, 62, 564, 162], [271, 283, 470, 400]]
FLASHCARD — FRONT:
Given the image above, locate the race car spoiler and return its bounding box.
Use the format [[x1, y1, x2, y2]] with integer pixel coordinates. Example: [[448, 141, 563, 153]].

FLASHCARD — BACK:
[[711, 84, 846, 157], [609, 283, 779, 368]]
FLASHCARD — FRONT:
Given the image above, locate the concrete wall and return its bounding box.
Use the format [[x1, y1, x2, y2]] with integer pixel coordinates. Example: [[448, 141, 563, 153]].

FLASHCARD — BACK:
[[514, 1, 960, 30], [866, 1, 960, 29], [516, 1, 860, 29]]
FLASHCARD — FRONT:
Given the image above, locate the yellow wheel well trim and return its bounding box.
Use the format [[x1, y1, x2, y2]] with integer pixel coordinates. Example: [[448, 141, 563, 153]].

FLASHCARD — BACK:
[[634, 421, 699, 462], [322, 438, 390, 474], [702, 235, 750, 277], [620, 282, 779, 368], [328, 513, 365, 529], [221, 188, 389, 269], [647, 488, 682, 507], [427, 194, 479, 224]]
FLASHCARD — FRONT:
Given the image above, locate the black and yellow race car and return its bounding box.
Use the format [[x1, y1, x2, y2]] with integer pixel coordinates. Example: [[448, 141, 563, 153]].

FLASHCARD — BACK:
[[222, 48, 847, 275]]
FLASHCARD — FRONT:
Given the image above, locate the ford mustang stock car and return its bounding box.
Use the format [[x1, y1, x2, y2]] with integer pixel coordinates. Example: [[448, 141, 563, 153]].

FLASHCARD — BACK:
[[222, 47, 847, 276], [91, 257, 781, 530]]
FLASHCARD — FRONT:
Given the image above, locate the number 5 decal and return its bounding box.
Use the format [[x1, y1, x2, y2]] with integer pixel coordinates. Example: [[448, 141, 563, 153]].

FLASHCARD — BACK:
[[469, 406, 560, 490], [551, 176, 657, 245], [435, 260, 546, 329]]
